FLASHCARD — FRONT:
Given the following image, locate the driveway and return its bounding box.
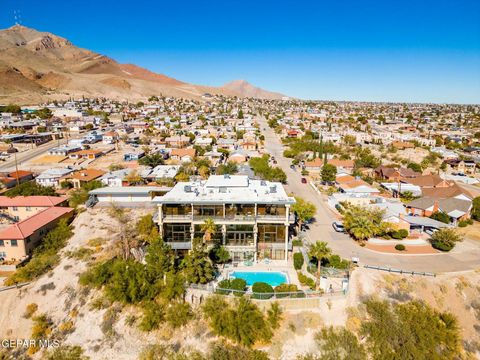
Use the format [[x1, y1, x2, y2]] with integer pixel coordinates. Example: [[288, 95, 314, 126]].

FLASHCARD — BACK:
[[257, 116, 480, 273]]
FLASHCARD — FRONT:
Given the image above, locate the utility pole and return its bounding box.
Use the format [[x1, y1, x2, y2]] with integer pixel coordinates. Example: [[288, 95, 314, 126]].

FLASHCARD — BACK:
[[14, 152, 20, 187]]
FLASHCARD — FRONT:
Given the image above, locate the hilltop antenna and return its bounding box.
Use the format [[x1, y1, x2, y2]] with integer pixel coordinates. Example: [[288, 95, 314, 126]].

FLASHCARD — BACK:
[[13, 9, 23, 26]]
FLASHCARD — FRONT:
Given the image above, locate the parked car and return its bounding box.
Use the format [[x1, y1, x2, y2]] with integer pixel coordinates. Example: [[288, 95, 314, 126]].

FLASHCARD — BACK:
[[301, 177, 307, 184], [425, 228, 437, 236], [332, 221, 346, 233]]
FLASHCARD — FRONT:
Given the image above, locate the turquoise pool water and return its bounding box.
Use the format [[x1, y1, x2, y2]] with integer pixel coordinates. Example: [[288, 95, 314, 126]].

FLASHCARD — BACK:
[[230, 271, 288, 287]]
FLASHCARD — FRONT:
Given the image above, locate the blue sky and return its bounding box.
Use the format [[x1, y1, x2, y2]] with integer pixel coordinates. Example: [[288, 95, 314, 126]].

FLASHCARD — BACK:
[[1, 0, 479, 103]]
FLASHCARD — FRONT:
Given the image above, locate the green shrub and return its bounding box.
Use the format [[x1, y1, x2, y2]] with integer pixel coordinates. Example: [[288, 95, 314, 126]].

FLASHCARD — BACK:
[[292, 239, 303, 247], [293, 252, 304, 270], [458, 220, 468, 227], [431, 240, 454, 252], [252, 282, 274, 299], [42, 345, 88, 360], [216, 279, 232, 295], [230, 278, 247, 296], [430, 212, 451, 224], [274, 283, 304, 298], [391, 229, 409, 239], [322, 254, 350, 269], [297, 271, 316, 290], [395, 244, 406, 251]]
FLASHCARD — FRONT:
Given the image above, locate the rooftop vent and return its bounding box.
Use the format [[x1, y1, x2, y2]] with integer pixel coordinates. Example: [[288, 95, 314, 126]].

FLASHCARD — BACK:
[[224, 174, 230, 179], [270, 186, 277, 193], [219, 187, 227, 193], [184, 185, 192, 192], [260, 180, 267, 186]]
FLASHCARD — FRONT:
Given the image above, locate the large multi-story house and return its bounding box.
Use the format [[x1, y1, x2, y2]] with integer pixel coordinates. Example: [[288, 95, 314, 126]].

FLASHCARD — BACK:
[[154, 175, 296, 262]]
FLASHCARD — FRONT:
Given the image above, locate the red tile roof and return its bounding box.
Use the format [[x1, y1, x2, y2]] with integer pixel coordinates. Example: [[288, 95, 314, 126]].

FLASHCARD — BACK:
[[0, 196, 68, 207], [0, 207, 74, 240]]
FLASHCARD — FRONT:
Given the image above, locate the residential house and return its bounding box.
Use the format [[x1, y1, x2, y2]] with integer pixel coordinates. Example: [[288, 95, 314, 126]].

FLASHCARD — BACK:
[[60, 169, 105, 189], [0, 170, 34, 189], [68, 149, 104, 161], [0, 196, 68, 222], [0, 206, 74, 261], [443, 159, 477, 176], [170, 148, 196, 163], [36, 168, 74, 188], [102, 131, 119, 145], [165, 135, 190, 148]]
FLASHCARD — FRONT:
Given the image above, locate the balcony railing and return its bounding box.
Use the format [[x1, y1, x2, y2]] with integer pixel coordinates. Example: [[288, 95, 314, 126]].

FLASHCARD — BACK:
[[162, 214, 291, 223]]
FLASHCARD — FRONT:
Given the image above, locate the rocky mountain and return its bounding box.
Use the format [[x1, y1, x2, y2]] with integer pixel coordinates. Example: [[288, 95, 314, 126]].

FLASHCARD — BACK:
[[221, 80, 286, 100], [0, 25, 287, 104]]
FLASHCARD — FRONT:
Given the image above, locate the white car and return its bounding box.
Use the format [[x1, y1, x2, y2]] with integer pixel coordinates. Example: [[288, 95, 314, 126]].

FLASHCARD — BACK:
[[332, 221, 346, 233]]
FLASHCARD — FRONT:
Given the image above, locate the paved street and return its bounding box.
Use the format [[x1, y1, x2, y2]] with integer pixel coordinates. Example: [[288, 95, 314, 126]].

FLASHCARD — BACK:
[[257, 116, 480, 273], [0, 138, 70, 172]]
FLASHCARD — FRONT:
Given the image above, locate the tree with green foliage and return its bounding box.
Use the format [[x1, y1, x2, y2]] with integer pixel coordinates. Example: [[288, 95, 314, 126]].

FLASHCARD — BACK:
[[201, 218, 217, 243], [429, 211, 451, 224], [181, 241, 215, 284], [0, 104, 22, 114], [292, 196, 316, 230], [5, 181, 57, 197], [354, 148, 381, 169], [138, 153, 165, 167], [209, 245, 231, 265], [321, 163, 337, 183], [430, 228, 463, 251], [308, 241, 331, 286], [249, 155, 287, 183], [136, 214, 159, 243], [216, 161, 238, 175], [343, 206, 387, 241], [35, 107, 53, 119]]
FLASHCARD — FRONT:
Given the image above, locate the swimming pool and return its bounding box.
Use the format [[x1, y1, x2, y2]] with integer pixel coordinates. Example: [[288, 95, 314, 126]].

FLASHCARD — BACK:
[[230, 271, 288, 287]]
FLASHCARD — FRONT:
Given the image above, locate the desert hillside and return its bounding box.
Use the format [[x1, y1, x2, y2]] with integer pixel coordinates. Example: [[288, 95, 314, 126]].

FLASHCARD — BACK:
[[0, 25, 286, 104]]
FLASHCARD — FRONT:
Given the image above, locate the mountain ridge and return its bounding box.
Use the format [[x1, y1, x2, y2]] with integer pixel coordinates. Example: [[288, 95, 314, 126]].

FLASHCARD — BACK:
[[0, 25, 287, 104]]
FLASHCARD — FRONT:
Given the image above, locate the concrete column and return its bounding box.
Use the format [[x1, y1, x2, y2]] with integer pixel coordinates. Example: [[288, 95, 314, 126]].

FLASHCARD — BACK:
[[253, 223, 258, 262], [158, 205, 163, 238], [222, 224, 226, 245], [284, 224, 289, 263]]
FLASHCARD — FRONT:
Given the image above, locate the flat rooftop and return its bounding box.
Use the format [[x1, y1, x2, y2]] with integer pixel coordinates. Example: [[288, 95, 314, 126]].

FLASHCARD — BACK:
[[154, 175, 295, 205]]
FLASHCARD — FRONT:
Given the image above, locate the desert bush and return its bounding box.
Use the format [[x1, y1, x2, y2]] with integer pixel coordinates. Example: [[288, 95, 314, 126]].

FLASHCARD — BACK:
[[430, 228, 463, 252], [24, 303, 38, 319], [43, 345, 89, 360], [165, 302, 193, 328], [139, 301, 165, 332], [202, 296, 273, 347]]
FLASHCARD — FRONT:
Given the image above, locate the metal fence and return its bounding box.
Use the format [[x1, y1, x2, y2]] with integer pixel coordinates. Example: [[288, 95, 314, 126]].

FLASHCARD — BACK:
[[202, 286, 346, 300], [0, 282, 30, 293], [364, 265, 436, 277]]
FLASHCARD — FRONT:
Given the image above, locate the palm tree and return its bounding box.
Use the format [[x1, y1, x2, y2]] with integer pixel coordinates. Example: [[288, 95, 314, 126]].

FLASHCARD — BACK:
[[309, 241, 331, 288], [201, 218, 217, 244]]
